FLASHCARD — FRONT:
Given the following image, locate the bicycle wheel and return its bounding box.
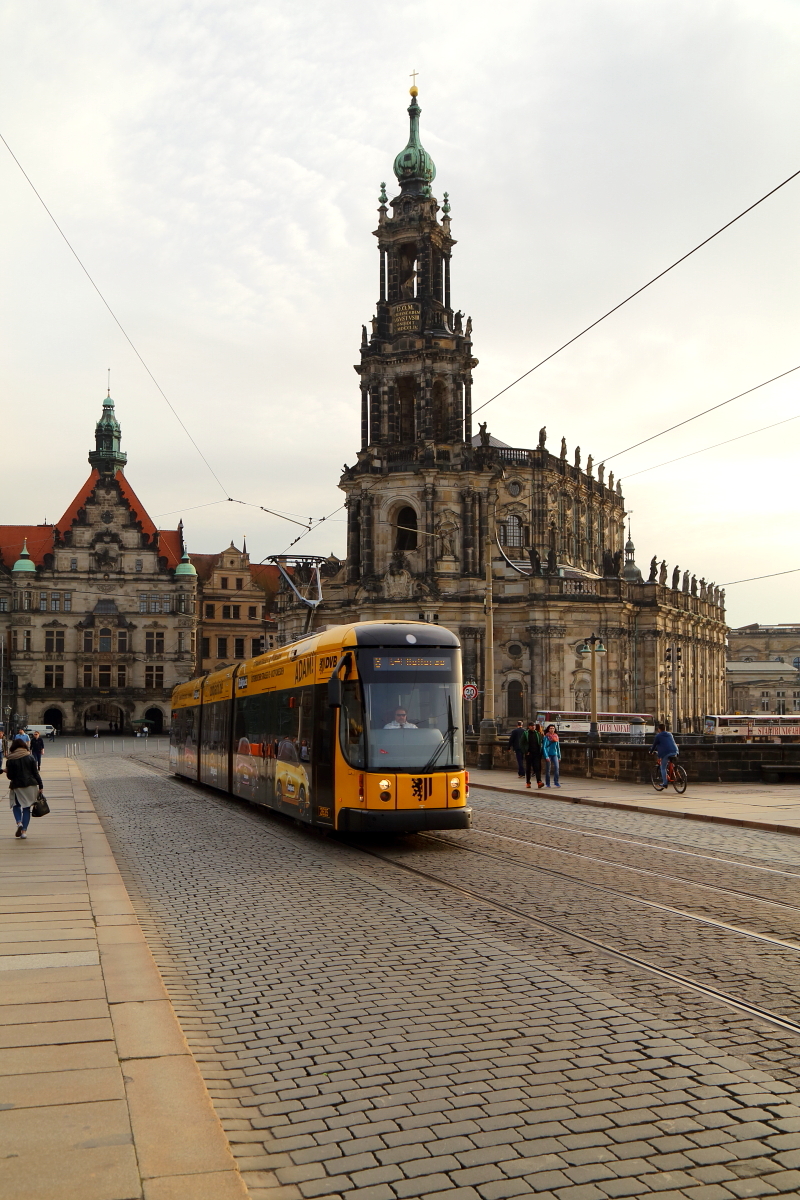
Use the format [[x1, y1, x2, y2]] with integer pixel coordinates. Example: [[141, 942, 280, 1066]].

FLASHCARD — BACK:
[[650, 762, 664, 791], [671, 764, 688, 794]]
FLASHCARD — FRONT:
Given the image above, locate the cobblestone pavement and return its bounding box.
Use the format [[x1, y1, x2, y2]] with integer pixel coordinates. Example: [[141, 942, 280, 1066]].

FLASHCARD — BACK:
[[81, 756, 800, 1200]]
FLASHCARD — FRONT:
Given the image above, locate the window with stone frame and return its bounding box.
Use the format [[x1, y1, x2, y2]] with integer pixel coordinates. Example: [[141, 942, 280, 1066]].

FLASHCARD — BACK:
[[501, 515, 525, 548], [83, 665, 92, 687], [205, 604, 215, 619], [234, 638, 245, 659], [45, 665, 64, 688], [145, 632, 165, 654], [98, 628, 112, 653], [118, 631, 128, 652], [201, 638, 210, 659], [145, 665, 164, 689], [217, 637, 227, 658], [117, 665, 127, 687], [251, 637, 262, 657], [98, 665, 112, 688], [45, 630, 65, 653], [395, 506, 418, 552]]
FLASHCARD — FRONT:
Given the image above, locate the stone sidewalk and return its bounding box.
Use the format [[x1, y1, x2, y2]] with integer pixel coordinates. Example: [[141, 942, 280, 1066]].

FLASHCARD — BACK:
[[0, 757, 248, 1200], [469, 767, 800, 834]]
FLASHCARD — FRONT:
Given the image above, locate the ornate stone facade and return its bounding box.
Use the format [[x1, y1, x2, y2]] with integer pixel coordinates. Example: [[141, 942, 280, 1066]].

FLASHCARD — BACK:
[[277, 89, 728, 731], [0, 396, 199, 734]]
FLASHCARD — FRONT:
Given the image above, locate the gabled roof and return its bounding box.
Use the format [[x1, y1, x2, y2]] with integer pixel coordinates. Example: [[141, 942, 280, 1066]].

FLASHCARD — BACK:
[[0, 525, 55, 570], [57, 469, 158, 540], [157, 529, 182, 570], [188, 553, 219, 582]]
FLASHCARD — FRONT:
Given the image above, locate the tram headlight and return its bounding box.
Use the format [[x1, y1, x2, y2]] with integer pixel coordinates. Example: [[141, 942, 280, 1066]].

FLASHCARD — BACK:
[[450, 777, 459, 788], [379, 779, 390, 790]]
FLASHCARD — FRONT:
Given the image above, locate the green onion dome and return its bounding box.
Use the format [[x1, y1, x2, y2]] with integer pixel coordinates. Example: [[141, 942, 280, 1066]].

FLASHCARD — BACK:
[[393, 87, 436, 195], [12, 539, 36, 575], [174, 550, 197, 577]]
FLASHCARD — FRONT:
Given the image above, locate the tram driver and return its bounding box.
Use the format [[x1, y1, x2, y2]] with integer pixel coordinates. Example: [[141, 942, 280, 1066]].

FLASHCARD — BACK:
[[384, 708, 418, 729]]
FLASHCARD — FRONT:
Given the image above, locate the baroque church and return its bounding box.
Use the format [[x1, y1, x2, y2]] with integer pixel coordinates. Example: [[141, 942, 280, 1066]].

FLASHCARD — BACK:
[[276, 86, 728, 731], [0, 396, 199, 734]]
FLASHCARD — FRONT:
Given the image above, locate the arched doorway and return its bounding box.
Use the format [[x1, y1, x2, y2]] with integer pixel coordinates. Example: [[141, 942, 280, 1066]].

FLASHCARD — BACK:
[[43, 707, 64, 733], [507, 680, 524, 720], [144, 707, 164, 734], [83, 704, 125, 734]]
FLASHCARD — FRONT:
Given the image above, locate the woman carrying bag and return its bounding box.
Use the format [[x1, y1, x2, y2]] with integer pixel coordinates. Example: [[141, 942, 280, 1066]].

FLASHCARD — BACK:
[[5, 737, 44, 839]]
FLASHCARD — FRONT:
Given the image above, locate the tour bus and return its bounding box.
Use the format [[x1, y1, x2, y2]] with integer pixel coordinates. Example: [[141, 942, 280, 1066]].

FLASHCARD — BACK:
[[704, 715, 800, 741], [535, 710, 655, 737], [170, 620, 471, 833]]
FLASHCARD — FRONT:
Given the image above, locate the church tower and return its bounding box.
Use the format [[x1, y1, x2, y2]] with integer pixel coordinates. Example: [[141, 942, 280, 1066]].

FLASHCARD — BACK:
[[345, 84, 480, 588], [279, 85, 728, 734]]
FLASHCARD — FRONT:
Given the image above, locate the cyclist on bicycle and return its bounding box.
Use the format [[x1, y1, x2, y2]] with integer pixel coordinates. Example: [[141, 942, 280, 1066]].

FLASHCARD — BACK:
[[651, 722, 679, 790]]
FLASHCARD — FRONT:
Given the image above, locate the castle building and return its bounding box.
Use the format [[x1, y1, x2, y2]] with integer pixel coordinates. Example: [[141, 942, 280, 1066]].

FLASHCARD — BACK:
[[726, 624, 800, 714], [277, 86, 728, 732], [0, 396, 199, 734]]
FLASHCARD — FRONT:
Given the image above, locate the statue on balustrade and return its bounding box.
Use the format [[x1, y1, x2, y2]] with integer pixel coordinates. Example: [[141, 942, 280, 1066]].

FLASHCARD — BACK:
[[682, 570, 690, 593], [528, 547, 542, 575], [648, 556, 658, 583], [659, 560, 668, 586], [672, 565, 680, 589]]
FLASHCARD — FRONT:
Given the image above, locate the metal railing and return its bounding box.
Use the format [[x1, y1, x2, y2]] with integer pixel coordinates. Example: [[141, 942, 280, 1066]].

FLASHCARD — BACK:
[[60, 737, 169, 757]]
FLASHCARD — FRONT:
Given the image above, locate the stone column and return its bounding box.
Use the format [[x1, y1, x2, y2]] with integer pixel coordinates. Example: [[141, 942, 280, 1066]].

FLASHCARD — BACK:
[[464, 377, 473, 444], [346, 496, 361, 584], [460, 488, 473, 575], [424, 483, 436, 575], [360, 384, 369, 450], [360, 493, 374, 579]]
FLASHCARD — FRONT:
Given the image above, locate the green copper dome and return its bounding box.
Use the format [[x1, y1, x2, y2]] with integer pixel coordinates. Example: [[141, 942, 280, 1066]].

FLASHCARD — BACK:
[[89, 392, 127, 476], [174, 549, 197, 577], [393, 88, 436, 196], [12, 538, 36, 575]]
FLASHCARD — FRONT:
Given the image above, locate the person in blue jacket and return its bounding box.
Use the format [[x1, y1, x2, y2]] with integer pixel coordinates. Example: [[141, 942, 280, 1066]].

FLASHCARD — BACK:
[[542, 724, 561, 787], [651, 722, 679, 789]]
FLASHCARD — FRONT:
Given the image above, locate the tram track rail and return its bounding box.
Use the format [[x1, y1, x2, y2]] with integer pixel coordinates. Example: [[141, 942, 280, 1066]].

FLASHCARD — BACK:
[[126, 754, 800, 1045], [441, 825, 800, 915], [471, 807, 800, 880]]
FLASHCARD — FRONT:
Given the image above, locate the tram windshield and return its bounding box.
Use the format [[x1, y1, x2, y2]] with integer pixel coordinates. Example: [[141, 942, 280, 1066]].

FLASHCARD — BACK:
[[344, 651, 465, 772]]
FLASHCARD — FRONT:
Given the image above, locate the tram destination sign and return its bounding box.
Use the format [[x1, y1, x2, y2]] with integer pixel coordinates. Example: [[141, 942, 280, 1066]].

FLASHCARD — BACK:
[[372, 655, 451, 670], [391, 302, 421, 334]]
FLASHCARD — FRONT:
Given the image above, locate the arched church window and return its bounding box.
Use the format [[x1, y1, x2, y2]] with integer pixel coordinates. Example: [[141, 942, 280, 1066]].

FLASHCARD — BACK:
[[395, 507, 418, 552], [507, 680, 524, 719], [501, 515, 524, 548], [98, 628, 112, 652]]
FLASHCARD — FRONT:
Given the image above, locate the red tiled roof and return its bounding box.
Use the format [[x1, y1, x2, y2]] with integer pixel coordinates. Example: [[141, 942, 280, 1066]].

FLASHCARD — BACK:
[[0, 525, 55, 570], [188, 553, 219, 582], [57, 469, 100, 531], [249, 564, 282, 598], [158, 529, 183, 570], [116, 474, 157, 538]]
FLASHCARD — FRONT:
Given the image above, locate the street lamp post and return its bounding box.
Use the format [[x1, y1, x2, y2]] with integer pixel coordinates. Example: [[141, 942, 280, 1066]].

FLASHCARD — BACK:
[[577, 633, 607, 743]]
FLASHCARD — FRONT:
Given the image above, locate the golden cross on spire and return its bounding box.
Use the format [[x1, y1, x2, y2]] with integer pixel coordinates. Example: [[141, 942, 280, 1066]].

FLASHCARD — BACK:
[[410, 69, 419, 90]]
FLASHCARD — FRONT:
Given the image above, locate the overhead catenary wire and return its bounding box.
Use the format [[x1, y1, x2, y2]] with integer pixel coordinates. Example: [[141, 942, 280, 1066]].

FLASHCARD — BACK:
[[600, 363, 800, 466], [624, 411, 800, 479], [721, 567, 800, 587], [0, 130, 311, 534], [472, 164, 800, 417]]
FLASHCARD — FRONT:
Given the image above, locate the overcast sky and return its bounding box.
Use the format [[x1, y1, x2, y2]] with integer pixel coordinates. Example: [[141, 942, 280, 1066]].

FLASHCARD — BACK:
[[2, 0, 799, 628]]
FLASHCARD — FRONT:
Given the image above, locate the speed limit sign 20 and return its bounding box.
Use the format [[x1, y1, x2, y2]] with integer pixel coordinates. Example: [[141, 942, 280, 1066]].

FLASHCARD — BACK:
[[462, 683, 478, 702]]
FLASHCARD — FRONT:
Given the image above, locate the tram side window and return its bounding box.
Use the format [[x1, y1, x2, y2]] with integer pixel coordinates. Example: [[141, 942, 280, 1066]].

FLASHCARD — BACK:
[[340, 680, 365, 768]]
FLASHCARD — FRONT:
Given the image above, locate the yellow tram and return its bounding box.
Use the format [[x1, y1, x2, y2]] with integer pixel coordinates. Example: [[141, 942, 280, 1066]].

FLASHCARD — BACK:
[[170, 620, 471, 833]]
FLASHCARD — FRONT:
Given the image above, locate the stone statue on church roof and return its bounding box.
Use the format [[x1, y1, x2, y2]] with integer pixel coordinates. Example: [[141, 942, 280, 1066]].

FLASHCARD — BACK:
[[672, 565, 680, 589], [648, 556, 658, 582], [538, 427, 547, 449], [574, 446, 581, 469], [659, 560, 667, 586]]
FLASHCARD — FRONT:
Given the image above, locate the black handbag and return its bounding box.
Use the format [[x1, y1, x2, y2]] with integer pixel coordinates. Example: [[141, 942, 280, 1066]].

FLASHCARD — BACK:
[[31, 794, 50, 818]]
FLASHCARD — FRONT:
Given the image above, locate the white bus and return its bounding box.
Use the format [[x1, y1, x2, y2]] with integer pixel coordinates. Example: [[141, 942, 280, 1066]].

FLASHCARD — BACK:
[[536, 710, 655, 737], [704, 715, 800, 741]]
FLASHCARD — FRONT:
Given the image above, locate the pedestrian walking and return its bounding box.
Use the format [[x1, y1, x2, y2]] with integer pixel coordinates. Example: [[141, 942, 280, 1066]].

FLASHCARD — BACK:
[[5, 737, 44, 839], [507, 721, 526, 777], [29, 731, 44, 769], [524, 721, 544, 789], [16, 728, 30, 746], [543, 723, 561, 787]]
